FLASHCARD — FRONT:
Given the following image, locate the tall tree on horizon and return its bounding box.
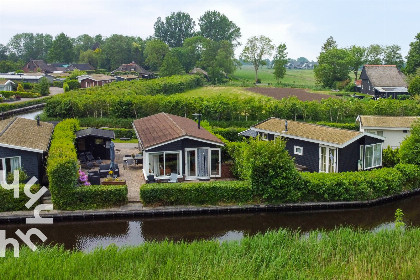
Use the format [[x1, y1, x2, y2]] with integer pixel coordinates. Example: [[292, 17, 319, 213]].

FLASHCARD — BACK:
[[240, 35, 275, 83], [48, 33, 74, 63], [405, 33, 420, 75], [154, 12, 196, 47], [273, 43, 288, 83], [198, 10, 241, 46], [347, 45, 366, 80]]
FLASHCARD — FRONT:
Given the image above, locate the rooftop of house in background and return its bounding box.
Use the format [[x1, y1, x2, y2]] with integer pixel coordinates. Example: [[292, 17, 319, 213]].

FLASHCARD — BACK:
[[133, 112, 224, 150], [23, 59, 56, 73], [0, 80, 14, 85], [75, 128, 115, 140], [357, 115, 420, 129], [68, 64, 95, 71], [113, 61, 150, 74], [0, 117, 54, 152], [78, 74, 116, 82], [361, 65, 407, 87]]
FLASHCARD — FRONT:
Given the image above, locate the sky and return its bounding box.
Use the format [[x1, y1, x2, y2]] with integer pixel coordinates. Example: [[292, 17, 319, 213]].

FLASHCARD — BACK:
[[0, 0, 419, 61]]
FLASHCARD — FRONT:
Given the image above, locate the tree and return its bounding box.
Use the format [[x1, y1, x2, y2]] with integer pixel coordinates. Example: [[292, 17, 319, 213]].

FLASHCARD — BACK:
[[408, 76, 420, 95], [405, 33, 420, 75], [7, 33, 52, 62], [17, 83, 24, 92], [240, 35, 275, 83], [321, 36, 337, 52], [100, 35, 143, 70], [383, 45, 404, 69], [0, 60, 24, 73], [0, 44, 9, 61], [38, 77, 50, 96], [79, 49, 100, 68], [296, 57, 309, 65], [347, 45, 366, 80], [314, 48, 351, 88], [154, 12, 195, 47], [366, 44, 383, 65], [159, 51, 185, 77], [399, 121, 420, 165], [198, 10, 241, 46], [48, 33, 74, 63], [273, 43, 288, 83], [144, 39, 169, 71]]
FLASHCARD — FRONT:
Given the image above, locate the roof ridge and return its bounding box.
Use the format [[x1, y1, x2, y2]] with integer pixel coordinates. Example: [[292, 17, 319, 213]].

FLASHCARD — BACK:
[[163, 112, 186, 136], [0, 117, 17, 137]]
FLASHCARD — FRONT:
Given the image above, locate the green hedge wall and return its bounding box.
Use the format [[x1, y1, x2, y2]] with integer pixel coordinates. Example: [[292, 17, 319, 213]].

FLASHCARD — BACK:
[[140, 181, 253, 206], [0, 91, 41, 98], [47, 119, 128, 210], [0, 98, 49, 113], [0, 185, 41, 212], [301, 165, 420, 202]]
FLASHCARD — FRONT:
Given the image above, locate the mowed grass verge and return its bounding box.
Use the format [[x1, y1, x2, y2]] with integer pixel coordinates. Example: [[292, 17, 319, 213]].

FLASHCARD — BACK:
[[1, 228, 419, 279]]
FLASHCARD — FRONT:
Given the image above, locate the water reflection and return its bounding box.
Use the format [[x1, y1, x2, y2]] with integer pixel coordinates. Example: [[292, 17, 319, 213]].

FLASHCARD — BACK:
[[1, 193, 419, 252]]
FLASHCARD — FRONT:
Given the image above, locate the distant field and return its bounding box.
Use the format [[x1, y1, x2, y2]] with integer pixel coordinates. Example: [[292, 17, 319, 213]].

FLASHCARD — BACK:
[[174, 86, 264, 99], [233, 65, 317, 88]]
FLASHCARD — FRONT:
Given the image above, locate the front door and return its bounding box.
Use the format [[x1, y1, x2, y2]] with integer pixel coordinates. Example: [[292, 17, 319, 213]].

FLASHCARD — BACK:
[[197, 148, 209, 178], [319, 146, 337, 173]]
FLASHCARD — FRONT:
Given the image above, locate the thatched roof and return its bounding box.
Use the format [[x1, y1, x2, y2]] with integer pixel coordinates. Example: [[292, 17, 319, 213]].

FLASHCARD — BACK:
[[363, 65, 407, 87], [357, 115, 420, 129], [0, 117, 54, 152]]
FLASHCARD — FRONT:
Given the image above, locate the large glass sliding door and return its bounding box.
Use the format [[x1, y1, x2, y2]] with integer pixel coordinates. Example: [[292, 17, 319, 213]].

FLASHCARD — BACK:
[[185, 148, 221, 179], [148, 152, 181, 177], [186, 149, 196, 177], [319, 146, 337, 173]]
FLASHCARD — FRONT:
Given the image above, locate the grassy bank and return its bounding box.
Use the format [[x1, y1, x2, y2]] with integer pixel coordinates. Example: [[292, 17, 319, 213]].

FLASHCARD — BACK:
[[1, 228, 419, 279]]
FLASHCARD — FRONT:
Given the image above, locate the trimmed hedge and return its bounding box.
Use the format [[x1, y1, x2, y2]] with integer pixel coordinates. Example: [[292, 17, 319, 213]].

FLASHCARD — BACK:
[[101, 128, 136, 139], [0, 184, 41, 212], [301, 165, 420, 202], [47, 119, 128, 210], [140, 181, 253, 206], [212, 127, 248, 142], [315, 121, 359, 131], [0, 91, 41, 98], [0, 98, 48, 113], [70, 185, 128, 210]]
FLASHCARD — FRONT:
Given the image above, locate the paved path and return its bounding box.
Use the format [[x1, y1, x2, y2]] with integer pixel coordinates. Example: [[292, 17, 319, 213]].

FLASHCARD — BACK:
[[114, 143, 145, 202]]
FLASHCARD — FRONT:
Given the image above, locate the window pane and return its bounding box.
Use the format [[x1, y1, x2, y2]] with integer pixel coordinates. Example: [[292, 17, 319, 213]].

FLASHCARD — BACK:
[[365, 146, 373, 168], [187, 150, 196, 177], [210, 150, 220, 176], [158, 154, 164, 176], [165, 153, 179, 175], [374, 144, 382, 166], [320, 147, 327, 172], [328, 149, 336, 173]]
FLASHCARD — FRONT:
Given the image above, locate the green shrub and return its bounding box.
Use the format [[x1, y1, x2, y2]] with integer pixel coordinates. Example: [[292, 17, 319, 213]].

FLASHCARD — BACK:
[[6, 167, 28, 184], [69, 185, 128, 210], [394, 163, 420, 190], [16, 83, 24, 92], [400, 120, 420, 165], [408, 76, 420, 95], [66, 79, 80, 90], [0, 184, 40, 212], [0, 98, 49, 113], [301, 167, 404, 202], [63, 82, 69, 92], [212, 127, 248, 142], [0, 91, 41, 98], [315, 121, 359, 130], [101, 128, 136, 139], [382, 146, 400, 167], [38, 77, 50, 96], [140, 181, 252, 206], [53, 81, 64, 88]]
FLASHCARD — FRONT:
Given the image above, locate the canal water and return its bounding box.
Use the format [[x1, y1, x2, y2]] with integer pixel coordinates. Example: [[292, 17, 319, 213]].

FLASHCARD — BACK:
[[14, 109, 44, 120], [2, 194, 420, 252]]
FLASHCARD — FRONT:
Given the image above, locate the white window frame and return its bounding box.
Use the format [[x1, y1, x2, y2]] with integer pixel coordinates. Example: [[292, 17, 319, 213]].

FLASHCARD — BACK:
[[184, 147, 222, 179], [319, 146, 337, 173], [364, 143, 382, 170], [259, 132, 268, 141], [294, 146, 303, 156], [145, 151, 182, 179], [0, 156, 22, 182]]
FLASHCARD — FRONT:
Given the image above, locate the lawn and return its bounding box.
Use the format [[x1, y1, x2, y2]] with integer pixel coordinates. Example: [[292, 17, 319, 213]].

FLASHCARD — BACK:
[[233, 65, 318, 88]]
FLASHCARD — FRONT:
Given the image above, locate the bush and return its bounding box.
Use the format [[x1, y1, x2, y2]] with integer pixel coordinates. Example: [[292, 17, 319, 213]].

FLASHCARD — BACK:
[[17, 83, 24, 92], [0, 98, 48, 113], [63, 82, 69, 92], [400, 120, 420, 165], [301, 167, 404, 202], [212, 127, 248, 142], [53, 81, 64, 88], [394, 163, 420, 190], [140, 181, 252, 206], [0, 91, 41, 98], [408, 76, 420, 95], [315, 121, 359, 130], [0, 184, 40, 212], [66, 79, 80, 90], [382, 146, 400, 167], [38, 77, 50, 96], [6, 167, 28, 184], [69, 185, 127, 210]]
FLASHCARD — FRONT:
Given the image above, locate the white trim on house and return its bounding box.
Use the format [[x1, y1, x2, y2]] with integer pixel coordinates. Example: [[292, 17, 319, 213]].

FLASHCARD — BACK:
[[143, 136, 224, 152], [0, 155, 22, 181], [0, 143, 45, 153], [319, 145, 337, 173], [363, 143, 382, 170]]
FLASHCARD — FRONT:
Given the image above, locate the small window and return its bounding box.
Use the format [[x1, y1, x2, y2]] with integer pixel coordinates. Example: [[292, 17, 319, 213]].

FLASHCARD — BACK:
[[259, 132, 268, 141], [294, 146, 303, 155], [376, 131, 383, 137], [403, 130, 408, 133]]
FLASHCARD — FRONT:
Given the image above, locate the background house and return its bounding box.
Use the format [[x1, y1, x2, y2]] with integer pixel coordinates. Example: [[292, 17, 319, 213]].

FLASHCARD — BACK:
[[113, 61, 153, 78], [78, 74, 116, 88], [0, 73, 53, 84], [359, 65, 408, 98], [75, 128, 115, 160], [23, 60, 56, 73], [240, 118, 385, 173], [0, 117, 54, 182], [133, 113, 224, 180], [357, 115, 419, 149], [0, 80, 15, 91]]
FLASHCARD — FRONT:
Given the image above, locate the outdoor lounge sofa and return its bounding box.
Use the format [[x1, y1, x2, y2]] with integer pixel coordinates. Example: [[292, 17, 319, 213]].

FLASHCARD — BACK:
[[99, 164, 119, 178]]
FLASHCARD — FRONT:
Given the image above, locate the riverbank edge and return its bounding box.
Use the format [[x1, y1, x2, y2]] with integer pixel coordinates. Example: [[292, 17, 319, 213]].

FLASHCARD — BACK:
[[1, 188, 420, 224]]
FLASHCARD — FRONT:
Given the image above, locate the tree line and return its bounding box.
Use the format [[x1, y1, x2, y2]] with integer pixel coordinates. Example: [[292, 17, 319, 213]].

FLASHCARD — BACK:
[[314, 35, 420, 88]]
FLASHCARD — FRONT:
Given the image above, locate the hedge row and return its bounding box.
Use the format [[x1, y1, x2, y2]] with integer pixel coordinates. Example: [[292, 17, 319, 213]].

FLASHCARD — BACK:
[[0, 98, 49, 113], [45, 88, 420, 123], [212, 127, 248, 142], [314, 121, 359, 131], [47, 119, 127, 210], [140, 181, 253, 206], [301, 164, 420, 202], [0, 91, 41, 98], [101, 128, 136, 139], [0, 185, 41, 212]]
